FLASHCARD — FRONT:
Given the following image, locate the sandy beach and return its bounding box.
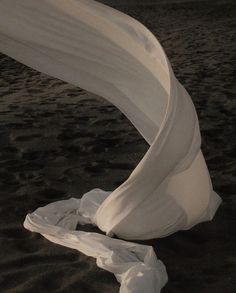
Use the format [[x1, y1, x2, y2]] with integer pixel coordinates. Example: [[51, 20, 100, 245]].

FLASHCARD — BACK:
[[0, 0, 235, 292]]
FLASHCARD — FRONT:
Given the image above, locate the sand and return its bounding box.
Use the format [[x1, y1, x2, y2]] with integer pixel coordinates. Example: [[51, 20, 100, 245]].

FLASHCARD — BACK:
[[0, 0, 235, 292]]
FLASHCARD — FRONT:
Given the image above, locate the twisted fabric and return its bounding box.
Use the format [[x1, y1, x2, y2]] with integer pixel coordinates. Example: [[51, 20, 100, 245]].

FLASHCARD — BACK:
[[0, 0, 221, 291]]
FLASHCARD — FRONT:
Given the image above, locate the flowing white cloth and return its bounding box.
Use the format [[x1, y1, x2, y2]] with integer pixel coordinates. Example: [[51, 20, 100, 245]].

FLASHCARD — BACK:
[[0, 0, 221, 291]]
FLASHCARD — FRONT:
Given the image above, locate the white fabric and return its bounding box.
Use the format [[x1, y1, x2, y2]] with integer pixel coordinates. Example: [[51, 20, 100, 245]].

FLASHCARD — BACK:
[[0, 0, 221, 291], [24, 189, 168, 293]]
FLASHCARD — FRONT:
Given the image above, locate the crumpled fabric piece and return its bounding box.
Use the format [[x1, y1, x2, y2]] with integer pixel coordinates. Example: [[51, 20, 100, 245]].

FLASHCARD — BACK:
[[24, 189, 168, 293], [0, 0, 222, 291]]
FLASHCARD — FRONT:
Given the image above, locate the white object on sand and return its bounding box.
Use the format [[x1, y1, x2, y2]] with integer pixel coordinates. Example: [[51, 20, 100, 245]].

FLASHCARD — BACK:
[[0, 0, 221, 291]]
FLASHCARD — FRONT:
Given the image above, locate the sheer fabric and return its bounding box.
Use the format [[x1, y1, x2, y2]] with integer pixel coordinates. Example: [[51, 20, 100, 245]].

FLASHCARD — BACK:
[[0, 0, 221, 291]]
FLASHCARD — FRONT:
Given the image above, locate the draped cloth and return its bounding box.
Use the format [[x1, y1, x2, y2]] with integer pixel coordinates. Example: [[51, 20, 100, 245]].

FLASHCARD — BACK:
[[0, 0, 222, 291]]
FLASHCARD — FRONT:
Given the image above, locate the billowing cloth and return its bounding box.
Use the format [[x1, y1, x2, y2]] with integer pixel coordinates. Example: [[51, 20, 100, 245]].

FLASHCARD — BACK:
[[0, 0, 222, 291]]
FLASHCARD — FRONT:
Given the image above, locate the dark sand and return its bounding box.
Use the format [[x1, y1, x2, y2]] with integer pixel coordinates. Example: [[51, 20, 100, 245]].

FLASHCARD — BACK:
[[0, 0, 235, 292]]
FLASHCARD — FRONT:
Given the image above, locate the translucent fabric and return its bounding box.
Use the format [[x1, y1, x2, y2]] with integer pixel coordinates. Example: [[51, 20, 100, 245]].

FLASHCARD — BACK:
[[0, 0, 221, 291]]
